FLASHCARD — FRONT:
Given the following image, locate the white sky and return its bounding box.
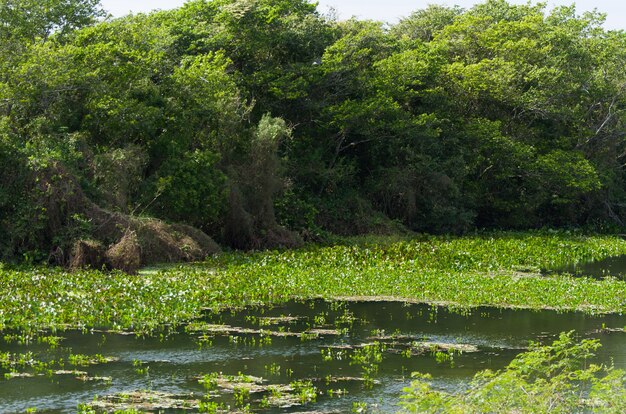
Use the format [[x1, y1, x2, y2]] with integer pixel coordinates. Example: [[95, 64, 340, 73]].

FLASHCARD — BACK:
[[99, 1, 625, 30]]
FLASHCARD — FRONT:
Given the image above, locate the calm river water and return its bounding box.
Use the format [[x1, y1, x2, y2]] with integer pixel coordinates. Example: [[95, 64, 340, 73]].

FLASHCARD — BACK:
[[1, 299, 626, 413]]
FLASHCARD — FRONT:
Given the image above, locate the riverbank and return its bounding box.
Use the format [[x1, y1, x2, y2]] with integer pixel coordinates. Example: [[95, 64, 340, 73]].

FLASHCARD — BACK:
[[2, 231, 626, 334]]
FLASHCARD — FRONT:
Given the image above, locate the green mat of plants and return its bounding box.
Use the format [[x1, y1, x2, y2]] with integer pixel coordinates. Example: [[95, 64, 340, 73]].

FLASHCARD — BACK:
[[3, 231, 626, 333]]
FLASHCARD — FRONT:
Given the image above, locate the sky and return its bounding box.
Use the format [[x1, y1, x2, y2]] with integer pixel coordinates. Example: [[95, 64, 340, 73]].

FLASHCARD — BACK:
[[99, 0, 625, 30]]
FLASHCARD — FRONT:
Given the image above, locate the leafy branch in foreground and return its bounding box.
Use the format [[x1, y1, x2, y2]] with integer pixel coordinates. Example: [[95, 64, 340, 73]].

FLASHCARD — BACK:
[[399, 332, 626, 413]]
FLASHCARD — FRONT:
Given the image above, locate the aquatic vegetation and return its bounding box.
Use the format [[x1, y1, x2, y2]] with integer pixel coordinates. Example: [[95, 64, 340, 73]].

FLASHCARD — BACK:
[[257, 315, 301, 326], [82, 391, 200, 412], [3, 297, 626, 413], [2, 232, 626, 333], [259, 385, 287, 408], [264, 362, 281, 376], [416, 342, 479, 356], [335, 309, 357, 327], [199, 373, 219, 391], [290, 380, 317, 404], [196, 371, 317, 410], [199, 373, 266, 394], [399, 332, 626, 413], [204, 231, 626, 317], [0, 347, 119, 384], [350, 342, 387, 389], [2, 333, 64, 348], [313, 312, 327, 326], [433, 350, 453, 366], [321, 347, 348, 362], [37, 335, 64, 348], [5, 233, 626, 411], [132, 359, 149, 375], [233, 386, 250, 408], [69, 353, 117, 367], [198, 400, 224, 413], [352, 401, 368, 412]]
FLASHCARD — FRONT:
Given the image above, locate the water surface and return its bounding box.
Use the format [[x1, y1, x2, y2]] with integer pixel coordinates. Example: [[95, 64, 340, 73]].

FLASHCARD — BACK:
[[1, 300, 625, 413], [554, 254, 626, 280]]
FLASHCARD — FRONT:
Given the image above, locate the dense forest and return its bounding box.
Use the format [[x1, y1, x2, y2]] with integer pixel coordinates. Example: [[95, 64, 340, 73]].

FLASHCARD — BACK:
[[1, 0, 626, 267]]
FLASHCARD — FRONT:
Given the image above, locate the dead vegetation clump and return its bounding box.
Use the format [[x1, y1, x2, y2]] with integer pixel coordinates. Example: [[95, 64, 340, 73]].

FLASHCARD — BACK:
[[13, 155, 309, 272], [78, 208, 223, 273], [88, 211, 222, 266], [105, 231, 142, 274], [27, 164, 221, 273], [69, 239, 107, 271]]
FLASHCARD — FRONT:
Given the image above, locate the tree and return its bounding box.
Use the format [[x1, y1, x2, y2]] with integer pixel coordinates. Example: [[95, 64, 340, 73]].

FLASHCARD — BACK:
[[0, 0, 104, 42], [392, 4, 463, 42]]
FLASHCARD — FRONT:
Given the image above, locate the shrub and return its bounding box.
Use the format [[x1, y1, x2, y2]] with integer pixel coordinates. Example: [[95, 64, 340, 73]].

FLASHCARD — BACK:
[[399, 332, 626, 413]]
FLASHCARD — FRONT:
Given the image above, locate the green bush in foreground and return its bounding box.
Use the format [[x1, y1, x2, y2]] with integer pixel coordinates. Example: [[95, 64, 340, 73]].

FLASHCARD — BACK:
[[400, 332, 626, 413]]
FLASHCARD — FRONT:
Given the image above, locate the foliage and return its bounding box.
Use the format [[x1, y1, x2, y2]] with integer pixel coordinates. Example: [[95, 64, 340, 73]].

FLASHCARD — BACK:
[[0, 135, 30, 258], [92, 144, 148, 212], [0, 0, 104, 42], [399, 331, 626, 413], [148, 149, 227, 229], [3, 0, 626, 260]]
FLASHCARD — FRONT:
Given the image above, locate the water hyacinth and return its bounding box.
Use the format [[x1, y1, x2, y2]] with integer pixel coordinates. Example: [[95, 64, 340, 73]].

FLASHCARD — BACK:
[[2, 231, 626, 334]]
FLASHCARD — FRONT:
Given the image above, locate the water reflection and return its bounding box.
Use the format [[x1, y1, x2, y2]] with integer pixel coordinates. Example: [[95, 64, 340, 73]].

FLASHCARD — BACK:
[[554, 255, 626, 280]]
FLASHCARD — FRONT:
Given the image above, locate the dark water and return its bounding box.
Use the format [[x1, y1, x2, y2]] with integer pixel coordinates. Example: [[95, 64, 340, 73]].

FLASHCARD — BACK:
[[1, 300, 626, 413], [554, 255, 626, 280]]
